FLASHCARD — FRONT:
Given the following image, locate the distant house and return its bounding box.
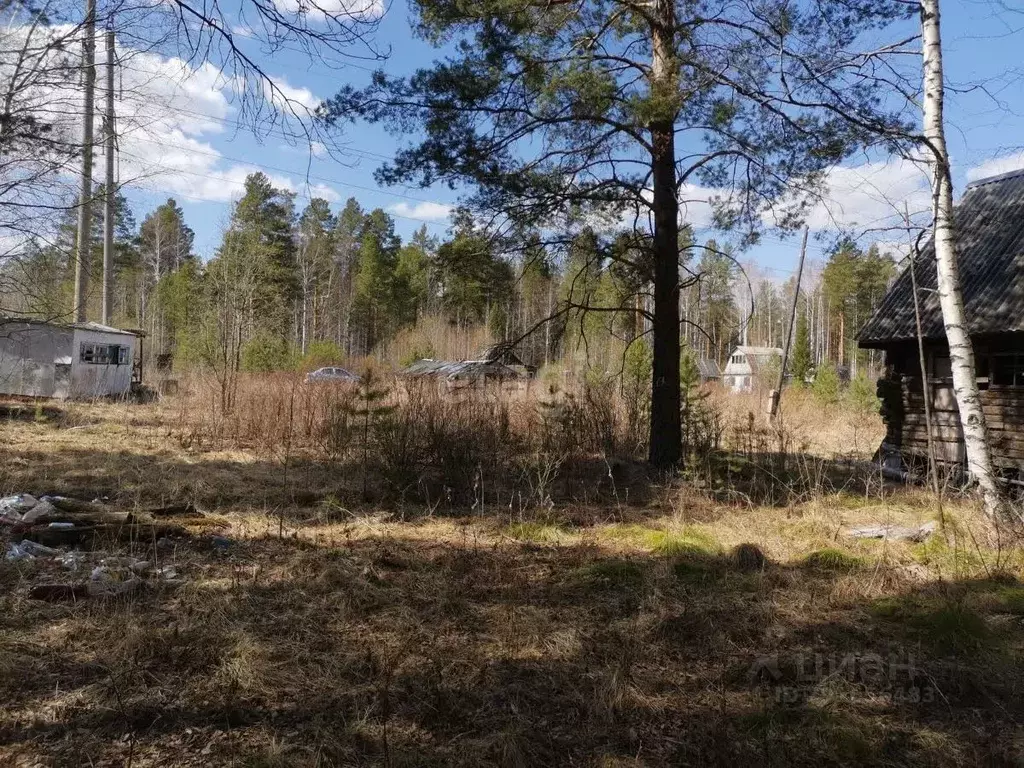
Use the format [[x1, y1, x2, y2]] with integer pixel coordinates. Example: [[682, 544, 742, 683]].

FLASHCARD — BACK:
[[0, 318, 142, 399], [721, 345, 781, 393], [858, 169, 1024, 472]]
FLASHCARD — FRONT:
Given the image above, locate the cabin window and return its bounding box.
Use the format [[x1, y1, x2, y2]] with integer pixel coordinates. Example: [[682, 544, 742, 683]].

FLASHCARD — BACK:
[[930, 354, 952, 381], [991, 353, 1024, 387], [80, 343, 128, 365]]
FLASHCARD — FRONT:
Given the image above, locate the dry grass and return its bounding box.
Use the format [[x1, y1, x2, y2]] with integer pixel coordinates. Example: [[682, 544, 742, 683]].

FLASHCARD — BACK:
[[711, 386, 885, 459], [0, 392, 1022, 767]]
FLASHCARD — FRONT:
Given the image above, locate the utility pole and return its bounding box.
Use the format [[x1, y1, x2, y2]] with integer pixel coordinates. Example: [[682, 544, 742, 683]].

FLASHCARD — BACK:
[[769, 227, 808, 420], [73, 0, 96, 323], [102, 23, 115, 325]]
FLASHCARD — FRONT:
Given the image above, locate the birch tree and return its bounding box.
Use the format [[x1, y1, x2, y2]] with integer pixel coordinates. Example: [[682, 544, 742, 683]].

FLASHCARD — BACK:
[[919, 0, 1009, 521]]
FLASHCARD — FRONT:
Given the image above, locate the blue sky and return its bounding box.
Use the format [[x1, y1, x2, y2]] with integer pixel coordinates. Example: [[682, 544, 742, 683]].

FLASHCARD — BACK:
[[117, 0, 1024, 283]]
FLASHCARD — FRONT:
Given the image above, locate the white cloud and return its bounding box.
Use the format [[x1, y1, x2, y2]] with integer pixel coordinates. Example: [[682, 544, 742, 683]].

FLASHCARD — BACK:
[[1, 24, 333, 210], [262, 75, 320, 113], [388, 201, 454, 222], [678, 183, 720, 229], [615, 183, 718, 233], [270, 0, 384, 20], [966, 152, 1024, 182], [780, 157, 933, 234], [306, 183, 340, 202]]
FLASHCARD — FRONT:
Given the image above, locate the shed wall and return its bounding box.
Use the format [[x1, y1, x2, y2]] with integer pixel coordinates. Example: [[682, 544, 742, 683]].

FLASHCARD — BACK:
[[0, 323, 74, 398], [70, 328, 136, 397]]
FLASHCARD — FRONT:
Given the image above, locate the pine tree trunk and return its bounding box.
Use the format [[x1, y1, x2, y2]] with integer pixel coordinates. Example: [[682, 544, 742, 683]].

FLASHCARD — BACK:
[[920, 0, 1009, 521], [647, 0, 682, 469]]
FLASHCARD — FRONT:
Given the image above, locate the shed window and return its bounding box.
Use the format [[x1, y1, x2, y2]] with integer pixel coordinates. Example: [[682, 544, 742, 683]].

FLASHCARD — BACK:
[[80, 343, 128, 365], [991, 354, 1024, 387]]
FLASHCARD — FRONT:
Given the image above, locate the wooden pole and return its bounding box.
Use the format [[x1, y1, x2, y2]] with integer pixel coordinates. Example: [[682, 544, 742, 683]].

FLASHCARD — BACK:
[[102, 24, 115, 325], [769, 227, 808, 420], [73, 0, 96, 323], [905, 203, 941, 500]]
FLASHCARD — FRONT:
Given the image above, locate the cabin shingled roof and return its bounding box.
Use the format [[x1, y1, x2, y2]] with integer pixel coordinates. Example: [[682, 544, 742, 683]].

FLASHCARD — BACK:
[[858, 170, 1024, 346]]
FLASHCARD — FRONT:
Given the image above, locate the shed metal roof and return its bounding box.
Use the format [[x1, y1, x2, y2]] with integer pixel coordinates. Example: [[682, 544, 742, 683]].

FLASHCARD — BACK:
[[73, 321, 140, 337], [403, 358, 521, 381], [858, 170, 1024, 346], [696, 358, 720, 379], [0, 317, 140, 337]]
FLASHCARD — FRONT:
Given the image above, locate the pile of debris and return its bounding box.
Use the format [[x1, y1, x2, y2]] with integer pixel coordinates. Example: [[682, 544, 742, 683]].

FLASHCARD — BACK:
[[2, 493, 219, 601]]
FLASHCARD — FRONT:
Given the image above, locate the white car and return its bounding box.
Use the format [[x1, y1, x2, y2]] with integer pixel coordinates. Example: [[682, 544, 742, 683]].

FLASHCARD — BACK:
[[304, 366, 358, 384]]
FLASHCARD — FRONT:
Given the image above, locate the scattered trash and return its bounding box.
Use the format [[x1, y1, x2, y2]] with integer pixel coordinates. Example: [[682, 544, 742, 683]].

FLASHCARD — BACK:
[[21, 499, 58, 523], [57, 551, 86, 571], [846, 520, 938, 542], [4, 492, 198, 601], [5, 540, 59, 560], [156, 565, 178, 580], [19, 540, 58, 557], [6, 542, 34, 561], [1, 494, 39, 522], [87, 577, 142, 597], [1, 494, 38, 513]]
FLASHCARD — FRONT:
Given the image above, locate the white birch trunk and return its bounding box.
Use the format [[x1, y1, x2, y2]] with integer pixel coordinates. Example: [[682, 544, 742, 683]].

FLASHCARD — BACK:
[[921, 0, 1010, 521]]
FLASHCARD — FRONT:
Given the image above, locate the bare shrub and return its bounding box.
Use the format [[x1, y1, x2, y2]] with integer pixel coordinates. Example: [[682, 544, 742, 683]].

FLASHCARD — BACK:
[[171, 370, 886, 509]]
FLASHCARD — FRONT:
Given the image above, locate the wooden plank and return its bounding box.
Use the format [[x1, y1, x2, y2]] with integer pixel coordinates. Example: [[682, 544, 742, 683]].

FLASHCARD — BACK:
[[903, 396, 959, 414], [900, 444, 1024, 469], [981, 389, 1024, 405], [903, 425, 964, 442], [902, 387, 1024, 410], [902, 431, 1024, 457], [981, 405, 1024, 420], [903, 412, 962, 427]]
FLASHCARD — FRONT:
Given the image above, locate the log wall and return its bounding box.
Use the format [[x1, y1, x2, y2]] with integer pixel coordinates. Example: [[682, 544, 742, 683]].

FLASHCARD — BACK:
[[898, 381, 1024, 469]]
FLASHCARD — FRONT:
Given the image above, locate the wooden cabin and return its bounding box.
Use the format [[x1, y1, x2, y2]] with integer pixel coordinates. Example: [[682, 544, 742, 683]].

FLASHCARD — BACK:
[[858, 170, 1024, 474]]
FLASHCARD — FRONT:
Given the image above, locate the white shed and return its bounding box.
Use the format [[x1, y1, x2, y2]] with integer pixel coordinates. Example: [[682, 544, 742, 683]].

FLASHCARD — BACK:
[[0, 319, 140, 399], [721, 345, 782, 393]]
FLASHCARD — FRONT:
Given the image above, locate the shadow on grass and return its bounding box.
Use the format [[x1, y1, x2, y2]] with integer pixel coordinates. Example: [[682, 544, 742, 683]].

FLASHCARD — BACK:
[[0, 434, 902, 531], [2, 527, 1023, 767]]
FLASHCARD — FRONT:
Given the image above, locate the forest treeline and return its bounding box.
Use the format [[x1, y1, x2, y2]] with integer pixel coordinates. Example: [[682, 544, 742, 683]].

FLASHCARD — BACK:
[[1, 171, 897, 379]]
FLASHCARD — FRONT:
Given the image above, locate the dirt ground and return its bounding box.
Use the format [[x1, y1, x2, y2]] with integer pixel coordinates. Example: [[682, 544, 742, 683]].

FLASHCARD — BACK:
[[2, 398, 1023, 767]]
